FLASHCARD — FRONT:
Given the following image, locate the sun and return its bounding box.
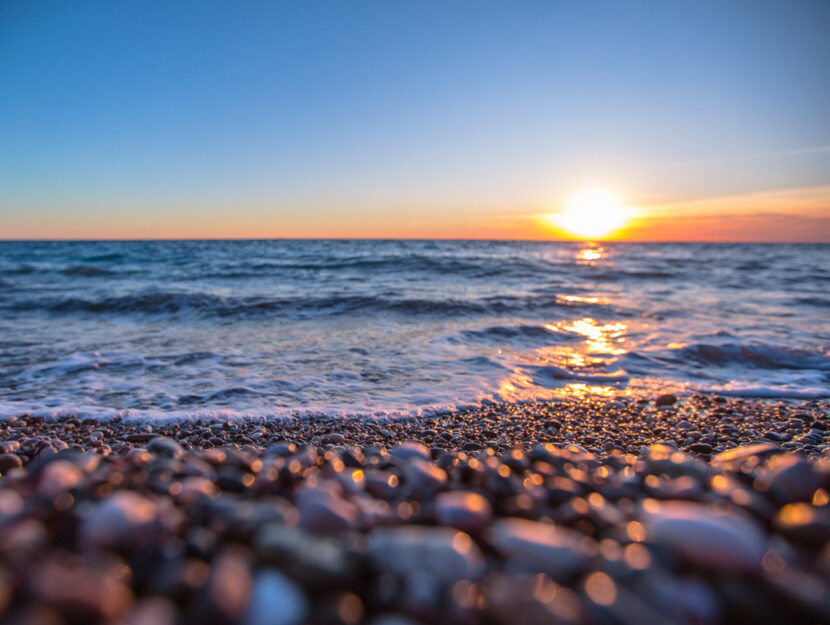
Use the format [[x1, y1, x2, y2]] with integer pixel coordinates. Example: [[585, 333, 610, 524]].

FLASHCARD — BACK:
[[546, 189, 634, 240]]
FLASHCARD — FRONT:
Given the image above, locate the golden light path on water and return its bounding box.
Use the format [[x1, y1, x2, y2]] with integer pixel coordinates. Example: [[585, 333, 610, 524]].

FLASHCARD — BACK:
[[495, 244, 651, 402]]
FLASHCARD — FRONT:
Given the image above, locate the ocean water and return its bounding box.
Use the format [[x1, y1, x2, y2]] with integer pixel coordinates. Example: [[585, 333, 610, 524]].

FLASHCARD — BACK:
[[0, 240, 828, 420]]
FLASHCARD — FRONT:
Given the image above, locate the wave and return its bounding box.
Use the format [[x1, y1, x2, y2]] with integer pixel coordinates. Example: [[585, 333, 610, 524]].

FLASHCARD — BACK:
[[462, 325, 555, 340], [203, 254, 555, 281], [80, 253, 125, 263], [60, 265, 118, 277], [589, 269, 678, 281], [3, 290, 532, 318], [636, 342, 830, 371], [530, 365, 629, 385], [792, 296, 830, 308], [696, 383, 830, 399], [2, 288, 613, 319]]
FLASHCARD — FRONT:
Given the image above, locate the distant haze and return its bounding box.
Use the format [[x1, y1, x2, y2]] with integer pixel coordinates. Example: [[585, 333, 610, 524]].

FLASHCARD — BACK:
[[1, 1, 829, 241]]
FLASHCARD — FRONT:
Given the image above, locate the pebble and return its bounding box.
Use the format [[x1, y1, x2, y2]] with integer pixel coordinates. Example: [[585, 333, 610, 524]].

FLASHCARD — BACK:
[[0, 453, 22, 472], [489, 518, 591, 581], [37, 459, 83, 496], [118, 597, 179, 625], [368, 526, 485, 584], [403, 458, 447, 499], [147, 436, 186, 459], [389, 441, 431, 462], [434, 491, 493, 532], [296, 486, 360, 533], [80, 491, 161, 550], [26, 555, 133, 622], [655, 394, 678, 407], [642, 500, 766, 572], [760, 454, 821, 503], [244, 571, 308, 625], [0, 396, 825, 624], [711, 442, 780, 469], [192, 549, 252, 624]]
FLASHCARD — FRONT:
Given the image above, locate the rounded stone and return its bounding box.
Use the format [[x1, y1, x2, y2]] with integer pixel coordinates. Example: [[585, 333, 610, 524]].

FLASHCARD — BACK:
[[244, 571, 308, 625], [147, 437, 185, 459], [435, 491, 492, 532], [368, 526, 484, 584], [643, 500, 766, 572], [389, 441, 431, 462], [80, 491, 160, 550], [296, 487, 360, 533], [0, 453, 23, 472], [488, 518, 591, 581], [403, 459, 447, 499]]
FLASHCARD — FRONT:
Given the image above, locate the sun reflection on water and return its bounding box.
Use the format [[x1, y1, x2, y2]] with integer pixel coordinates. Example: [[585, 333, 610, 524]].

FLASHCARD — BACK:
[[545, 317, 628, 355], [493, 315, 634, 402], [556, 294, 603, 305], [578, 248, 603, 261], [489, 244, 640, 401]]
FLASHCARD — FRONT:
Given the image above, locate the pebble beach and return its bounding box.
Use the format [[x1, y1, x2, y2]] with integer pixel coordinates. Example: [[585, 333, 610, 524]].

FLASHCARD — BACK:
[[0, 394, 828, 625]]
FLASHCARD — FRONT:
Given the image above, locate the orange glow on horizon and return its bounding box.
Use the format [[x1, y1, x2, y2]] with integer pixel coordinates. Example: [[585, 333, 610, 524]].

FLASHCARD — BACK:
[[3, 185, 828, 242]]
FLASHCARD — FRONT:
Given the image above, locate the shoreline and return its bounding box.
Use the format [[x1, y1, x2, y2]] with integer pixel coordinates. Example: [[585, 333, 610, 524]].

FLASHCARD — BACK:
[[0, 394, 828, 624], [3, 394, 827, 459]]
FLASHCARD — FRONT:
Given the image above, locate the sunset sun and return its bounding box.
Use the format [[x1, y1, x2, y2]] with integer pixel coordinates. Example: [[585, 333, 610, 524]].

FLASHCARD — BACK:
[[548, 189, 634, 240]]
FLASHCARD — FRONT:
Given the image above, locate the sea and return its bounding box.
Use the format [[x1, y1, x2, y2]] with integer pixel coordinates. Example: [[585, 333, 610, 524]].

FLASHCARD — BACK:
[[0, 240, 828, 420]]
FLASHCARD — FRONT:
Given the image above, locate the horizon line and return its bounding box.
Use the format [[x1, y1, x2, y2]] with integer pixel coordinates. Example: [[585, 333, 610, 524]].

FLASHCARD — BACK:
[[1, 237, 829, 244]]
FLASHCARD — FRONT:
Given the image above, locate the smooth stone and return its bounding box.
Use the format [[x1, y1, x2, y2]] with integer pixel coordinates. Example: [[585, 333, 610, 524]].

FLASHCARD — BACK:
[[760, 455, 821, 503], [484, 573, 585, 625], [118, 597, 178, 625], [529, 443, 596, 468], [488, 518, 591, 581], [125, 433, 159, 443], [296, 487, 360, 533], [364, 470, 400, 500], [773, 503, 830, 546], [435, 491, 492, 532], [0, 453, 23, 472], [643, 500, 766, 572], [255, 525, 354, 585], [389, 441, 431, 462], [177, 477, 219, 504], [80, 491, 160, 550], [263, 443, 296, 458], [37, 460, 84, 496], [655, 394, 678, 407], [711, 443, 780, 469], [0, 490, 23, 521], [26, 556, 133, 622], [368, 526, 484, 584], [635, 574, 721, 625], [192, 549, 252, 624], [147, 437, 185, 459], [244, 571, 308, 625], [403, 459, 447, 499]]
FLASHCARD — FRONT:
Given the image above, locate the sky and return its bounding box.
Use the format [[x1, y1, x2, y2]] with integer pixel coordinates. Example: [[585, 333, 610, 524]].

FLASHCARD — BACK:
[[1, 1, 829, 241]]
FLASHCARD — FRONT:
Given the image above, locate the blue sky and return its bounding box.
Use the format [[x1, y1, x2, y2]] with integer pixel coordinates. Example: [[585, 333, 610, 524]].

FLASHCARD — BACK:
[[1, 1, 829, 239]]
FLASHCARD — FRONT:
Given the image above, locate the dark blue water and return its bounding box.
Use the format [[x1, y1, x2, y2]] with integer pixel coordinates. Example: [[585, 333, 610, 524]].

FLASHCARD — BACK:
[[0, 240, 828, 419]]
